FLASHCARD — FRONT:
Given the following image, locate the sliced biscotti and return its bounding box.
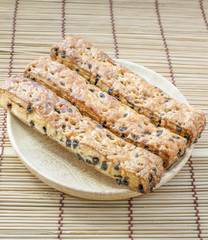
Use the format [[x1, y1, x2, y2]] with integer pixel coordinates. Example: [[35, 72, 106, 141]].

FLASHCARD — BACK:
[[0, 75, 164, 193], [24, 58, 187, 169], [50, 34, 206, 145]]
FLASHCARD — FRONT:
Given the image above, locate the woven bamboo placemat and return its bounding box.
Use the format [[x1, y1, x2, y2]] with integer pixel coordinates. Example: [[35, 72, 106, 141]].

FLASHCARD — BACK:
[[0, 0, 208, 239]]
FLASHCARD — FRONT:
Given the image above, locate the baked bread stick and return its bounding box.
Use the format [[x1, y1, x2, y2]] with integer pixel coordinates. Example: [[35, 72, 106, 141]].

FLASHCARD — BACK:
[[25, 58, 187, 169], [50, 34, 206, 145], [0, 75, 164, 193]]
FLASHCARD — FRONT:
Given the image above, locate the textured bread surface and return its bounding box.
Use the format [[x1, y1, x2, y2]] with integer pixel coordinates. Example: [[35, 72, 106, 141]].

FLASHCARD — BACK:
[[25, 58, 187, 169], [50, 34, 206, 145], [0, 75, 164, 193]]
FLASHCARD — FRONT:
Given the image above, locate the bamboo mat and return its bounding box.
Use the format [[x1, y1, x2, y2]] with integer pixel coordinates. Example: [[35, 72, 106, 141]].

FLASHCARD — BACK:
[[0, 0, 208, 239]]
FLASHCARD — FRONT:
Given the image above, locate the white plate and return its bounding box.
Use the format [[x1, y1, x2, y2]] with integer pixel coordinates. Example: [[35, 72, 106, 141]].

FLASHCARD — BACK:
[[7, 59, 194, 200]]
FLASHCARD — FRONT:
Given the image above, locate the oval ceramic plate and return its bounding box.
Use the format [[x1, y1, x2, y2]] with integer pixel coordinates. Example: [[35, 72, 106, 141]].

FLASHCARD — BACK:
[[7, 59, 194, 200]]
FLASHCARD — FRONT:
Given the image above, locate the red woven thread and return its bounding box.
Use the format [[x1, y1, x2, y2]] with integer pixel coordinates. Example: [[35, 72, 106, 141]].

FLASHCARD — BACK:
[[58, 192, 65, 240], [62, 0, 66, 39], [8, 0, 19, 77], [0, 0, 19, 170], [155, 0, 175, 85], [128, 198, 134, 240], [109, 1, 133, 239], [58, 2, 66, 239], [155, 1, 203, 239], [199, 0, 208, 31], [189, 156, 203, 240], [109, 0, 119, 59]]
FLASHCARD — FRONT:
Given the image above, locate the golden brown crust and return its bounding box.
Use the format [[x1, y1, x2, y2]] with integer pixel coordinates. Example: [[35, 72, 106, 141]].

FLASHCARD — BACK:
[[50, 34, 206, 145], [24, 58, 187, 169], [0, 75, 164, 193]]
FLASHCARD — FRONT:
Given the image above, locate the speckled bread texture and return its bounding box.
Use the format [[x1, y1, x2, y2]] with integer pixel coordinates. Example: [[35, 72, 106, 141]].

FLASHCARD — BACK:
[[24, 58, 187, 169], [0, 75, 164, 193], [50, 34, 206, 145]]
